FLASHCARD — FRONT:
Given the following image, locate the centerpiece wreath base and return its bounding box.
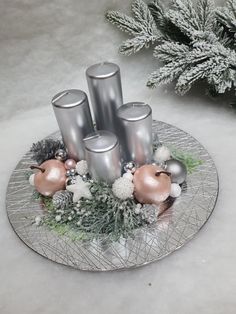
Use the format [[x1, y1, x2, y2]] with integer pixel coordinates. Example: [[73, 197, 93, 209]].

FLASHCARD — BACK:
[[6, 121, 218, 271]]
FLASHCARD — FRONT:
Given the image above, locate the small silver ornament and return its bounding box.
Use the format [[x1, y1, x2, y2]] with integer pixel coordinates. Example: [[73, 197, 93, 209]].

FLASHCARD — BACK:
[[66, 177, 77, 186], [81, 173, 90, 181], [164, 159, 187, 184], [66, 169, 76, 177], [124, 161, 136, 173], [55, 149, 67, 161]]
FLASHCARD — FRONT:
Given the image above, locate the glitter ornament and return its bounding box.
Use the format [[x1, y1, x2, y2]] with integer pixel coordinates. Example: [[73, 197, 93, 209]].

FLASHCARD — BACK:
[[65, 159, 77, 170], [55, 149, 67, 161], [154, 146, 171, 163], [165, 159, 187, 184], [170, 183, 182, 198], [112, 177, 134, 200], [76, 160, 88, 176]]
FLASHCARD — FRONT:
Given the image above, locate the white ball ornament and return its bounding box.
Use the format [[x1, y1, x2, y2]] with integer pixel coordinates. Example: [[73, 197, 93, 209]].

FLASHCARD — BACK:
[[34, 216, 41, 226], [170, 183, 182, 198], [154, 146, 171, 163], [122, 172, 133, 181], [134, 203, 142, 214], [29, 174, 35, 186], [76, 160, 88, 176], [112, 177, 134, 200], [55, 215, 61, 222]]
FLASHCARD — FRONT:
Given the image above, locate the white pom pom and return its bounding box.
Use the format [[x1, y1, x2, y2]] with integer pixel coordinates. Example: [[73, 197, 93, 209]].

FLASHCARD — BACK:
[[35, 216, 41, 226], [29, 174, 35, 186], [134, 203, 142, 214], [112, 177, 134, 200], [76, 160, 88, 176], [122, 172, 133, 181], [55, 215, 61, 222], [170, 183, 182, 198], [154, 146, 171, 162]]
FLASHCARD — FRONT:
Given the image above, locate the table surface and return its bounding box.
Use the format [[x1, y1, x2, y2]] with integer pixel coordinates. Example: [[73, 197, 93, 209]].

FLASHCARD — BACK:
[[1, 0, 236, 313]]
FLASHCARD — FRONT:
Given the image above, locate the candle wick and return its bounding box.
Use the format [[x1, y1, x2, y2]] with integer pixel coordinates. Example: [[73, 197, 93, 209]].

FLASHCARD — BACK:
[[52, 91, 69, 103]]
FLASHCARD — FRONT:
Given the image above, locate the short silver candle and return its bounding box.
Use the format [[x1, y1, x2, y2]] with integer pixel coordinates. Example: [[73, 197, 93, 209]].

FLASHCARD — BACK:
[[117, 102, 153, 166], [52, 89, 94, 161], [83, 130, 121, 183], [86, 62, 123, 133]]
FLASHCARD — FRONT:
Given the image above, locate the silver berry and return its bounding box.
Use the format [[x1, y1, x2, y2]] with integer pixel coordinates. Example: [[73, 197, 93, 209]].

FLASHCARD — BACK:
[[124, 161, 136, 173], [55, 149, 67, 161]]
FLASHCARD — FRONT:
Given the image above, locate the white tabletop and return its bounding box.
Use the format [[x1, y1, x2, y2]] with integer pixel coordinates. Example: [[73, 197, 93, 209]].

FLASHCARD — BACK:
[[1, 0, 236, 313]]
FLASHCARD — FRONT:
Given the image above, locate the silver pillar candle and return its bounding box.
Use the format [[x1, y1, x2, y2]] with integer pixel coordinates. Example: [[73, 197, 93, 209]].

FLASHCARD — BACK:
[[83, 130, 121, 183], [117, 102, 153, 166], [86, 62, 123, 133], [52, 89, 94, 161]]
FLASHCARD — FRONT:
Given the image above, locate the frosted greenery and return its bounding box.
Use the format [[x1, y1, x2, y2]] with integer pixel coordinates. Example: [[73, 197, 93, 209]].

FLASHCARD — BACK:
[[106, 0, 236, 96], [37, 181, 147, 242]]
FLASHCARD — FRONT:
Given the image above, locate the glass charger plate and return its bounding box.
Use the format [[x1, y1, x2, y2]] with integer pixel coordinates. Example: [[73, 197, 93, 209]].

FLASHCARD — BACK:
[[6, 121, 219, 271]]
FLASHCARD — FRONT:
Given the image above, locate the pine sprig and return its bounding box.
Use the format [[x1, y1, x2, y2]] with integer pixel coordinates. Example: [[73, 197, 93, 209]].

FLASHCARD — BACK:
[[106, 0, 236, 96], [216, 0, 236, 34], [106, 0, 161, 55], [39, 180, 146, 241]]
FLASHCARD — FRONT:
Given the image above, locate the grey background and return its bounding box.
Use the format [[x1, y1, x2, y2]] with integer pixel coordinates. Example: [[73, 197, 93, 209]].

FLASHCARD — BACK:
[[1, 0, 236, 313]]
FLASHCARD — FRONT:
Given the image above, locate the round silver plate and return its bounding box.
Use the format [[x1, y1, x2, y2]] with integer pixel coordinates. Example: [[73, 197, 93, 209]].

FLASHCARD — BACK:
[[6, 121, 219, 271]]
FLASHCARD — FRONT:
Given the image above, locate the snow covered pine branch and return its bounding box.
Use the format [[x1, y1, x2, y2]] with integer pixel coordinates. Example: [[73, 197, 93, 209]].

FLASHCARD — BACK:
[[106, 0, 236, 96]]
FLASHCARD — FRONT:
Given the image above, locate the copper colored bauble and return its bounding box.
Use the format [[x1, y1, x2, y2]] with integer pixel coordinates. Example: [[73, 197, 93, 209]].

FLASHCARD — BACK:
[[31, 160, 67, 197], [65, 159, 77, 170], [133, 164, 171, 205]]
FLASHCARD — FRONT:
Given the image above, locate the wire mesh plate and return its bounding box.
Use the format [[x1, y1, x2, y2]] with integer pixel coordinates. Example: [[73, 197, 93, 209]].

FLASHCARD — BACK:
[[6, 121, 219, 271]]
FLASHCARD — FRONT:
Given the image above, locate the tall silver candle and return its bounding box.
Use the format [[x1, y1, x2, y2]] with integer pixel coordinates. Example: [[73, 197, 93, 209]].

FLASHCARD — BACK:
[[117, 102, 153, 166], [86, 62, 123, 133], [52, 89, 94, 161], [83, 130, 121, 183]]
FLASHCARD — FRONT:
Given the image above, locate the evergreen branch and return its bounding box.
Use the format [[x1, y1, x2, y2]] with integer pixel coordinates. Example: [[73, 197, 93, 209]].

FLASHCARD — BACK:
[[106, 0, 161, 55], [170, 148, 203, 173], [147, 61, 188, 88], [175, 59, 214, 95], [216, 0, 236, 34], [119, 35, 157, 55], [197, 0, 215, 32], [148, 0, 166, 28], [105, 10, 144, 35], [131, 0, 154, 26], [106, 0, 236, 96], [153, 42, 190, 62]]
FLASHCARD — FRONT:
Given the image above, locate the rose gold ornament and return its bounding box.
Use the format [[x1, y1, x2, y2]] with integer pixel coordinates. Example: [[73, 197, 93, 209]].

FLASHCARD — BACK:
[[133, 164, 171, 205], [64, 159, 77, 170], [30, 160, 67, 197]]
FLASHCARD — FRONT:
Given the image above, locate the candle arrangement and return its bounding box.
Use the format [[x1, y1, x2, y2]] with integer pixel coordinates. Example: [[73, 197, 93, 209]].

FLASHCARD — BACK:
[[27, 62, 203, 241]]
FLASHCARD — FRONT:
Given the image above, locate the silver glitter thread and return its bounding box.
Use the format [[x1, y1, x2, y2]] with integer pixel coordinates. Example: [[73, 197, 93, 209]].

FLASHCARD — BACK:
[[52, 89, 94, 161]]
